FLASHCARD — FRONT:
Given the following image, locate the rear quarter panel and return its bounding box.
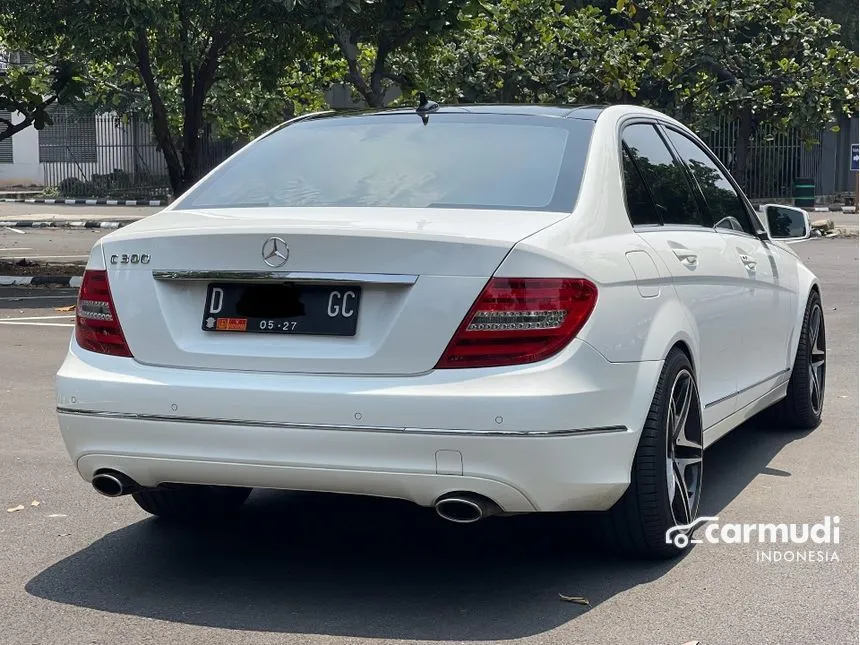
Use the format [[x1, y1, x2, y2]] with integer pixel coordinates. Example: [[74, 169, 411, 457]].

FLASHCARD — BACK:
[[497, 106, 700, 371]]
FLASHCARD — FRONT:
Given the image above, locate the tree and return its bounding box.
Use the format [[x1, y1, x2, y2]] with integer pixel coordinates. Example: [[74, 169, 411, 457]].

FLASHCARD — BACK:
[[2, 0, 312, 196], [813, 0, 858, 51], [298, 0, 470, 108], [415, 0, 856, 186], [0, 46, 84, 141], [616, 0, 859, 183], [412, 0, 647, 104]]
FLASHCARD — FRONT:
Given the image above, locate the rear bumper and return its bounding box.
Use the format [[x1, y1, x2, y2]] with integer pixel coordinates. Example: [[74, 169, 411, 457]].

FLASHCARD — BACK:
[[55, 338, 663, 512]]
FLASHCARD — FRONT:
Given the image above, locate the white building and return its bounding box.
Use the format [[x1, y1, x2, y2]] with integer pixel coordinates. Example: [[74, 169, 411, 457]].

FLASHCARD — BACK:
[[0, 106, 166, 189]]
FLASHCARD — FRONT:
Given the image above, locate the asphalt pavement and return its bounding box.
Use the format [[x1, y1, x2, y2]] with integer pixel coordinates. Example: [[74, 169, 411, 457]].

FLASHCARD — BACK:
[[0, 228, 108, 264], [0, 238, 857, 645], [0, 203, 159, 267], [0, 202, 161, 220]]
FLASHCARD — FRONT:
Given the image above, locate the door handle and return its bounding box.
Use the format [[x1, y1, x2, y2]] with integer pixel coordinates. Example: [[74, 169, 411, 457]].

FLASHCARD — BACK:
[[672, 248, 699, 267], [739, 254, 757, 271]]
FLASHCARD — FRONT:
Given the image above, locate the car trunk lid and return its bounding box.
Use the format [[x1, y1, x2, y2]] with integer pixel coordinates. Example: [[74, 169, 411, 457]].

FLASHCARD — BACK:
[[100, 207, 567, 375]]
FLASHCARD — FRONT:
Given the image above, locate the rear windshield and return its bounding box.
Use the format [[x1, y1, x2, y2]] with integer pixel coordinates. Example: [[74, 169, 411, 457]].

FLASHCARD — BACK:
[[176, 112, 594, 213]]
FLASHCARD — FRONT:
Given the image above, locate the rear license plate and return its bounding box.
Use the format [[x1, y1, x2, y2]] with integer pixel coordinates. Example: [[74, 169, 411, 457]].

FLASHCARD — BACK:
[[201, 282, 361, 336]]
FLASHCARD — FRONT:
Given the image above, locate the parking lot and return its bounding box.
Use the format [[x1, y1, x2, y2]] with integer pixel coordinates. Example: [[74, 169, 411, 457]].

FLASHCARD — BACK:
[[0, 238, 857, 645]]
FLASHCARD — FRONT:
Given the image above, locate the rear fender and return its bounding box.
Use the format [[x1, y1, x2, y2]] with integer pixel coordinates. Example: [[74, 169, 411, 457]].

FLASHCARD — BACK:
[[499, 234, 698, 369], [787, 265, 820, 372]]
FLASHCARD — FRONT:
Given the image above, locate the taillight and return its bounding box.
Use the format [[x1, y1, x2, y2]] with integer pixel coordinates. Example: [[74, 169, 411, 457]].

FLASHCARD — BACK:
[[75, 269, 133, 357], [435, 278, 598, 369]]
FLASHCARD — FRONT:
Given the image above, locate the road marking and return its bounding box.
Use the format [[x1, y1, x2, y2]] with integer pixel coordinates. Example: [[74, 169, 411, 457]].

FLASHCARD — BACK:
[[2, 227, 25, 234], [0, 295, 77, 301], [0, 248, 33, 251], [0, 321, 74, 327], [0, 254, 89, 259], [0, 315, 75, 321]]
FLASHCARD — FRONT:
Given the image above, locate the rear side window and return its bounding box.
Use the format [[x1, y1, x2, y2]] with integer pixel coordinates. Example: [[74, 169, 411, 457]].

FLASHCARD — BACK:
[[621, 124, 704, 227], [664, 129, 757, 235], [177, 113, 595, 213], [622, 145, 661, 226]]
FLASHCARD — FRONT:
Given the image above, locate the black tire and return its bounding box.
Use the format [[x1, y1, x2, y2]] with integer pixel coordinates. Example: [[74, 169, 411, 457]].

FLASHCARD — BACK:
[[765, 289, 826, 430], [598, 348, 704, 559], [132, 484, 252, 520]]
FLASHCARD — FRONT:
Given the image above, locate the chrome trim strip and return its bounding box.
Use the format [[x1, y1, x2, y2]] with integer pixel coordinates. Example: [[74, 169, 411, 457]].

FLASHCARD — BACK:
[[404, 425, 628, 437], [152, 270, 418, 285], [704, 391, 735, 410], [56, 408, 626, 437], [704, 369, 790, 409]]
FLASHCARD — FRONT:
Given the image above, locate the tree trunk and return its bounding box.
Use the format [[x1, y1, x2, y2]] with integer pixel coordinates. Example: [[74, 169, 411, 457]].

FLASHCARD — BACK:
[[177, 0, 199, 196], [367, 41, 391, 108], [180, 92, 202, 195], [332, 21, 387, 108], [133, 29, 184, 196], [732, 106, 754, 189]]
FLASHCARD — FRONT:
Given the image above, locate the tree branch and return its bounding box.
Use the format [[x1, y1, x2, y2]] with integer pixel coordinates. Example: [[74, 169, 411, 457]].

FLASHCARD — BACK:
[[383, 71, 411, 88], [331, 19, 373, 106], [0, 94, 59, 142]]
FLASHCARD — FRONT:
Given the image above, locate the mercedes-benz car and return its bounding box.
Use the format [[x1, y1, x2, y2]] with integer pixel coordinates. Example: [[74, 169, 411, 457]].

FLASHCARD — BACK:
[[55, 103, 825, 558]]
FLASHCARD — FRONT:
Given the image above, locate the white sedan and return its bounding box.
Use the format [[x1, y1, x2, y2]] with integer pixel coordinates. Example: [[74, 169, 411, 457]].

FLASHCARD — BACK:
[[55, 103, 825, 558]]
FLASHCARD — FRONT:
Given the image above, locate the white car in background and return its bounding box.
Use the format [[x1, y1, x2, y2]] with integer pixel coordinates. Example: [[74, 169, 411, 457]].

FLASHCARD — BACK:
[[55, 103, 825, 559]]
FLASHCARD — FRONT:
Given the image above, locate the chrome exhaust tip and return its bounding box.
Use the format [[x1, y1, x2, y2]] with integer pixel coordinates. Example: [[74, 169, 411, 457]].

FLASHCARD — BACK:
[[435, 493, 501, 524], [91, 471, 139, 497]]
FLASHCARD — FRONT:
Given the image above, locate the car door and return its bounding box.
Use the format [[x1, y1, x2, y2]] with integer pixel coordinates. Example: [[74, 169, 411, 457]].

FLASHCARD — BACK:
[[661, 126, 798, 410], [620, 121, 744, 430]]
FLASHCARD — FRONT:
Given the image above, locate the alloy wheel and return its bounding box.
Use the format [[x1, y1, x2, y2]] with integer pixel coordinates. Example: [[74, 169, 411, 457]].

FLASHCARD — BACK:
[[665, 369, 704, 526], [808, 303, 826, 416]]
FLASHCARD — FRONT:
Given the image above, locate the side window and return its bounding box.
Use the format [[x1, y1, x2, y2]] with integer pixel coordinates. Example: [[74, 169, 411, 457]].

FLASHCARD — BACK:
[[621, 144, 661, 226], [621, 124, 705, 227], [664, 129, 757, 235]]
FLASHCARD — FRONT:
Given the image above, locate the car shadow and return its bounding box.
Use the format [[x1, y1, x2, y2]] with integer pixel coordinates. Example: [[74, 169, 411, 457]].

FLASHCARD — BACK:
[[25, 418, 811, 640]]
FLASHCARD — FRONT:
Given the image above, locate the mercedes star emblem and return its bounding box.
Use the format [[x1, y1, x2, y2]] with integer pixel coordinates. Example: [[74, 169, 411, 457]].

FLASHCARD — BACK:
[[261, 236, 290, 268]]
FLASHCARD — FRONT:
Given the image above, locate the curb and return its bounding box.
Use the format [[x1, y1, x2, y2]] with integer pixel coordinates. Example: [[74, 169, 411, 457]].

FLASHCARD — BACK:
[[759, 205, 858, 214], [0, 198, 165, 206], [812, 206, 858, 213], [0, 275, 82, 287], [2, 220, 136, 229]]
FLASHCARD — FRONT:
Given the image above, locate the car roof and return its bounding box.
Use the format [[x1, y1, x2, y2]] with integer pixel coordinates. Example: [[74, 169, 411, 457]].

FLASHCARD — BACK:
[[308, 103, 609, 122]]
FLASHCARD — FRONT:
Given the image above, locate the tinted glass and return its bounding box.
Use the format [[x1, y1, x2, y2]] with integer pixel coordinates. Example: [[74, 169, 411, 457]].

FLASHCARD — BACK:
[[621, 124, 704, 227], [664, 129, 756, 234], [622, 145, 661, 225], [178, 114, 594, 213], [766, 205, 808, 238]]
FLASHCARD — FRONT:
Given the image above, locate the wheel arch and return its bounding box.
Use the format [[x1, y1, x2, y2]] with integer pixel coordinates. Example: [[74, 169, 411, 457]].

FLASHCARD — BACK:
[[637, 295, 701, 379], [787, 267, 821, 372], [668, 339, 696, 376]]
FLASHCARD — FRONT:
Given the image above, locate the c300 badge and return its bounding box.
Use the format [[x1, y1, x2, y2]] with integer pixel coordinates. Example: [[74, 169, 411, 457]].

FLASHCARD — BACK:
[[110, 253, 151, 265]]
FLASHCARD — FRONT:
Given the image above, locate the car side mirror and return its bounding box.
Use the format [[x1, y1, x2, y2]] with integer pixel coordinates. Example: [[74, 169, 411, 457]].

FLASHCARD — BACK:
[[761, 204, 811, 242]]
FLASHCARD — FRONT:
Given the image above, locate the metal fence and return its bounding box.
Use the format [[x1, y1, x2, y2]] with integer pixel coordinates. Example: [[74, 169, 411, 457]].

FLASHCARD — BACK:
[[38, 106, 856, 203], [701, 115, 858, 201], [41, 109, 243, 200]]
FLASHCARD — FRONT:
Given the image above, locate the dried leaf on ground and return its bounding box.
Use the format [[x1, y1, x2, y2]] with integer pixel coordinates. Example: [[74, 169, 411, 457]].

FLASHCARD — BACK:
[[55, 305, 76, 312], [558, 593, 590, 606], [30, 500, 40, 506], [6, 505, 25, 512]]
